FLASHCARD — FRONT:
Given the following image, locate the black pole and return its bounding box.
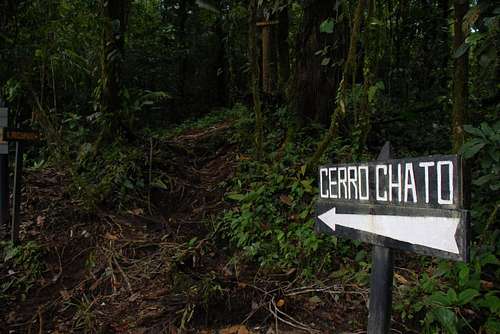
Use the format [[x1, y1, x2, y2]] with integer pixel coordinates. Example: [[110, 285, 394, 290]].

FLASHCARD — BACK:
[[367, 142, 394, 334], [0, 102, 8, 240], [0, 153, 8, 240], [11, 141, 23, 244]]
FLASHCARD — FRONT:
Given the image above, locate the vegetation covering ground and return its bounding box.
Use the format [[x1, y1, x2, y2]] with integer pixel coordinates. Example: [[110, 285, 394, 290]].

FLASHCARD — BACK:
[[0, 0, 499, 333]]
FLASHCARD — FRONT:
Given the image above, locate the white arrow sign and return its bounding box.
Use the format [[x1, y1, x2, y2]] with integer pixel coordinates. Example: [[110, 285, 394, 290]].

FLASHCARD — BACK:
[[318, 208, 460, 254]]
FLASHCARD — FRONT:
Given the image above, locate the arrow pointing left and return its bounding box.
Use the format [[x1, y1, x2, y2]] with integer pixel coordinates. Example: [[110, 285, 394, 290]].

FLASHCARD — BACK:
[[318, 207, 460, 254]]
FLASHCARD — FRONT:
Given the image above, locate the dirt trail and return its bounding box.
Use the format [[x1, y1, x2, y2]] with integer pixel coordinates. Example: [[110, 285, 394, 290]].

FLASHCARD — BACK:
[[1, 121, 372, 333]]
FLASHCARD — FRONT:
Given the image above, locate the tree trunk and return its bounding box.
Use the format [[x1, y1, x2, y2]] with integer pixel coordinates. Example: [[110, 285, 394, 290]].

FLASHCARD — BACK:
[[177, 0, 189, 102], [101, 0, 129, 116], [214, 16, 227, 107], [277, 7, 290, 95], [357, 0, 375, 153], [305, 0, 366, 173], [249, 0, 263, 160], [288, 0, 341, 124], [452, 0, 468, 153], [261, 22, 273, 94]]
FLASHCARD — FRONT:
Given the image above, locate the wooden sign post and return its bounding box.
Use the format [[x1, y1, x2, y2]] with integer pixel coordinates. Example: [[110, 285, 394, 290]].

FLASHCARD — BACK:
[[0, 106, 8, 240], [256, 20, 278, 94], [315, 142, 469, 333], [0, 124, 40, 244]]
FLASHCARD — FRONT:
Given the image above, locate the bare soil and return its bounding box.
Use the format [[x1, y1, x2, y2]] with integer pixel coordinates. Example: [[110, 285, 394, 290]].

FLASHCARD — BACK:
[[0, 122, 391, 334]]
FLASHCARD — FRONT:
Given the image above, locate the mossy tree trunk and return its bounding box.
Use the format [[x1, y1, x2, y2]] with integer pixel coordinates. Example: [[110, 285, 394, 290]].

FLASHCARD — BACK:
[[277, 7, 290, 95], [288, 0, 342, 125], [101, 0, 129, 118], [452, 0, 469, 153], [249, 0, 263, 160], [452, 0, 470, 209], [357, 0, 375, 154], [305, 0, 366, 173]]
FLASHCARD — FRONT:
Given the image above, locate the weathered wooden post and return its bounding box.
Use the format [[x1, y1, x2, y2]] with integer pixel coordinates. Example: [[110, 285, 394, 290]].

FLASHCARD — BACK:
[[315, 142, 469, 334], [0, 102, 8, 240], [367, 142, 393, 333], [11, 139, 23, 244], [256, 20, 278, 94], [0, 127, 39, 244]]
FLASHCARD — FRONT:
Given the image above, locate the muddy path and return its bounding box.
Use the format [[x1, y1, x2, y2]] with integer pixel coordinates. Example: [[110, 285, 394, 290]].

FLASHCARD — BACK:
[[0, 120, 377, 334]]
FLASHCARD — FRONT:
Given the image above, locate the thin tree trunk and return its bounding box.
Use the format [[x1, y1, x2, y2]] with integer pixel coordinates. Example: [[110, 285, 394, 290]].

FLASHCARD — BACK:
[[452, 0, 470, 209], [452, 0, 468, 153], [177, 0, 188, 102], [101, 0, 129, 116], [277, 7, 290, 95], [249, 0, 263, 160], [215, 16, 226, 106], [358, 0, 375, 153], [261, 23, 272, 94], [305, 0, 366, 173]]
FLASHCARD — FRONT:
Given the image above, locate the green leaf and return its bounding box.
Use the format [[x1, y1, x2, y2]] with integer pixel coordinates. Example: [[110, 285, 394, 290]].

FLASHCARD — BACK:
[[4, 246, 19, 262], [151, 179, 168, 190], [473, 174, 494, 186], [463, 124, 484, 138], [479, 295, 500, 314], [484, 319, 500, 334], [321, 57, 331, 66], [433, 308, 458, 334], [447, 288, 458, 304], [428, 291, 451, 306], [458, 265, 469, 287], [320, 18, 334, 34], [480, 122, 495, 138], [458, 289, 479, 305], [226, 193, 245, 201], [300, 179, 313, 193], [460, 138, 485, 158], [453, 43, 470, 59]]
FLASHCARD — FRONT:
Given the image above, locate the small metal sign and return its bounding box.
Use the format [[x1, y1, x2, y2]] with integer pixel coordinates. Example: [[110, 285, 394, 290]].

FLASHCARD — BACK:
[[316, 154, 469, 261], [0, 127, 40, 142]]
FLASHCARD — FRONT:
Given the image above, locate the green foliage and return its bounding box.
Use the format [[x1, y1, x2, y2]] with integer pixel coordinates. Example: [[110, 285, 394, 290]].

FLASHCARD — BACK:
[[218, 105, 351, 274], [222, 161, 325, 269], [393, 250, 500, 333], [1, 241, 44, 302], [71, 140, 146, 210], [461, 122, 500, 191], [320, 18, 335, 34]]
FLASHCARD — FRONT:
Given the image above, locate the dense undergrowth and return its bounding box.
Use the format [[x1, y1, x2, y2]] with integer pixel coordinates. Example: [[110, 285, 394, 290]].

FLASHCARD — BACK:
[[1, 105, 499, 333], [212, 105, 500, 333]]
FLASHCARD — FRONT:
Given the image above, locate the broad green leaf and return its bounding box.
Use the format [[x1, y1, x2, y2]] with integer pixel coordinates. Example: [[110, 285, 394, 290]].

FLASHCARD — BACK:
[[473, 174, 494, 186], [458, 264, 469, 287], [484, 319, 500, 334], [320, 18, 334, 34], [458, 289, 479, 305], [463, 124, 484, 138], [300, 179, 313, 193], [4, 246, 19, 262], [480, 122, 496, 138], [453, 43, 470, 59], [321, 57, 331, 66], [433, 308, 458, 334], [151, 179, 168, 190], [427, 291, 451, 306], [479, 294, 500, 314], [226, 193, 245, 201], [460, 139, 485, 158], [447, 288, 458, 304]]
